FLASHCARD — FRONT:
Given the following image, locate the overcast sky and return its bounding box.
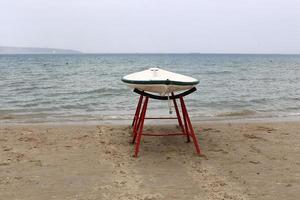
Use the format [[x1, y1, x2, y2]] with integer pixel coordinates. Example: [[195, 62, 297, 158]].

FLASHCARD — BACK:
[[0, 0, 299, 53]]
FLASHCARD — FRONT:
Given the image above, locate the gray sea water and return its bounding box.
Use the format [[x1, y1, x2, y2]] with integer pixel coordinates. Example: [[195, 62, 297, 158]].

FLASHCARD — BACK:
[[0, 54, 300, 124]]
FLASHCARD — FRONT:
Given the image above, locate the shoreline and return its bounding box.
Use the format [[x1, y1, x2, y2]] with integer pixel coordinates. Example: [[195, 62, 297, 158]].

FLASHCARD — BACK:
[[1, 115, 300, 126]]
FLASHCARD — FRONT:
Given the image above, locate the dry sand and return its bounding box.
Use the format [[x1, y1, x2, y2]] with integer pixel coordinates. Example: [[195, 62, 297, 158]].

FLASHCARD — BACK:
[[0, 121, 299, 200]]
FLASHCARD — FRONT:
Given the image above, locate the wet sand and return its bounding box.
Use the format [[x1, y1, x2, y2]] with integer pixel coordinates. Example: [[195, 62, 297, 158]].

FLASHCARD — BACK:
[[0, 121, 299, 200]]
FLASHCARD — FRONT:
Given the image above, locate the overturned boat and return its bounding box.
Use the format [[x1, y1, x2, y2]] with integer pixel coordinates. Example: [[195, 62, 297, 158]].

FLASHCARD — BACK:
[[121, 68, 199, 95]]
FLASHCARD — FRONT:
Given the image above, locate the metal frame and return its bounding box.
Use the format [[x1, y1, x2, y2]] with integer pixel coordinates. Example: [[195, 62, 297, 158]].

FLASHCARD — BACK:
[[131, 87, 201, 157]]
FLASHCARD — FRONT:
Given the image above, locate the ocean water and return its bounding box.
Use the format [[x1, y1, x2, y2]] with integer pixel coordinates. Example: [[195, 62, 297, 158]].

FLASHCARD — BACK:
[[0, 54, 300, 124]]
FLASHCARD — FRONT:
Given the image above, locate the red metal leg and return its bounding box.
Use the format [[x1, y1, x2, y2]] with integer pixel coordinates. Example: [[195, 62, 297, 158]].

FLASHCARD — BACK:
[[172, 92, 186, 137], [132, 96, 148, 143], [180, 98, 191, 142], [134, 97, 149, 157], [132, 95, 143, 127], [132, 96, 144, 143], [132, 96, 143, 138], [132, 118, 139, 144], [180, 97, 201, 155]]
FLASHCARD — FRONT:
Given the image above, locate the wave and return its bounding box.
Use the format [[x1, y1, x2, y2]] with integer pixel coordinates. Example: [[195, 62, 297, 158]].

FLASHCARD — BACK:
[[81, 88, 126, 95], [201, 70, 232, 75], [0, 113, 48, 120], [216, 110, 256, 117], [44, 88, 126, 97]]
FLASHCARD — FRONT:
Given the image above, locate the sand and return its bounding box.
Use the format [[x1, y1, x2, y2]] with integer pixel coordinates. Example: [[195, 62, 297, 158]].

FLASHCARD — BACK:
[[0, 121, 299, 200]]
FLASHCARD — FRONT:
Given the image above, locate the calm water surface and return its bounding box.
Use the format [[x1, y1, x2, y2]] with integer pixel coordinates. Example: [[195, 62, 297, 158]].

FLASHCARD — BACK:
[[0, 54, 299, 124]]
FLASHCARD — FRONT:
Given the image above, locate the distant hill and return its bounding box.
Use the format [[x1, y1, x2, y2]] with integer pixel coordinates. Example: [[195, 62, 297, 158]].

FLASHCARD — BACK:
[[0, 46, 82, 54]]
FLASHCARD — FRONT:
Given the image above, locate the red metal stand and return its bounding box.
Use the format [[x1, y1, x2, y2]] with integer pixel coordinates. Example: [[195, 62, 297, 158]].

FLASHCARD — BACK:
[[131, 88, 201, 157]]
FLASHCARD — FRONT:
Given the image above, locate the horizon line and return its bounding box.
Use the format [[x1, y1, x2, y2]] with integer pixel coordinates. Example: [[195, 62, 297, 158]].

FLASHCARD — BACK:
[[1, 52, 300, 55], [83, 52, 300, 55], [1, 46, 299, 55]]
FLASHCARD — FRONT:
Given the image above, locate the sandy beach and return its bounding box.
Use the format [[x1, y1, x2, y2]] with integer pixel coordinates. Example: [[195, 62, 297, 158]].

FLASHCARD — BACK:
[[0, 121, 299, 200]]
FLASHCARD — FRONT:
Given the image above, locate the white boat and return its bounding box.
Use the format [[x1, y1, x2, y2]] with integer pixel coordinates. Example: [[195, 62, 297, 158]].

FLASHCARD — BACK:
[[122, 68, 199, 95]]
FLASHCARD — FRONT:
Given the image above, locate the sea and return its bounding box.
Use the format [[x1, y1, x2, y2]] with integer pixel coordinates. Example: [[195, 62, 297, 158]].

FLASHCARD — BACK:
[[0, 54, 300, 124]]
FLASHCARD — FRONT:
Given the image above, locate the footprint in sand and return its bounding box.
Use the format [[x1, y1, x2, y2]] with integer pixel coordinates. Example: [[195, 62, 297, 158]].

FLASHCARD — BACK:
[[141, 193, 164, 200], [8, 152, 25, 162], [202, 128, 213, 132], [18, 137, 39, 142], [249, 144, 261, 153], [100, 184, 113, 190], [97, 126, 104, 135], [255, 126, 276, 133], [243, 134, 267, 141], [21, 128, 34, 135], [113, 179, 127, 187], [208, 148, 229, 154], [29, 160, 43, 167], [73, 135, 89, 140], [3, 146, 13, 151], [119, 170, 128, 176], [203, 128, 221, 133], [249, 160, 261, 164], [0, 162, 10, 166]]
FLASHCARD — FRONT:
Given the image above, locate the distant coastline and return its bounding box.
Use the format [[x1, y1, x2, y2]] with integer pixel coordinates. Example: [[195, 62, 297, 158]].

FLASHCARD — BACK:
[[0, 46, 82, 54]]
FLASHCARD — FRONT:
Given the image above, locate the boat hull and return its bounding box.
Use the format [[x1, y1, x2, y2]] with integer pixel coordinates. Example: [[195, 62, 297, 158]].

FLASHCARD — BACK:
[[125, 83, 196, 94], [122, 68, 199, 95]]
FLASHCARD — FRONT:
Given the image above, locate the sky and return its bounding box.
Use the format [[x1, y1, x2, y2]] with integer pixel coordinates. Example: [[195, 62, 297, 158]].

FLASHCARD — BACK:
[[0, 0, 300, 54]]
